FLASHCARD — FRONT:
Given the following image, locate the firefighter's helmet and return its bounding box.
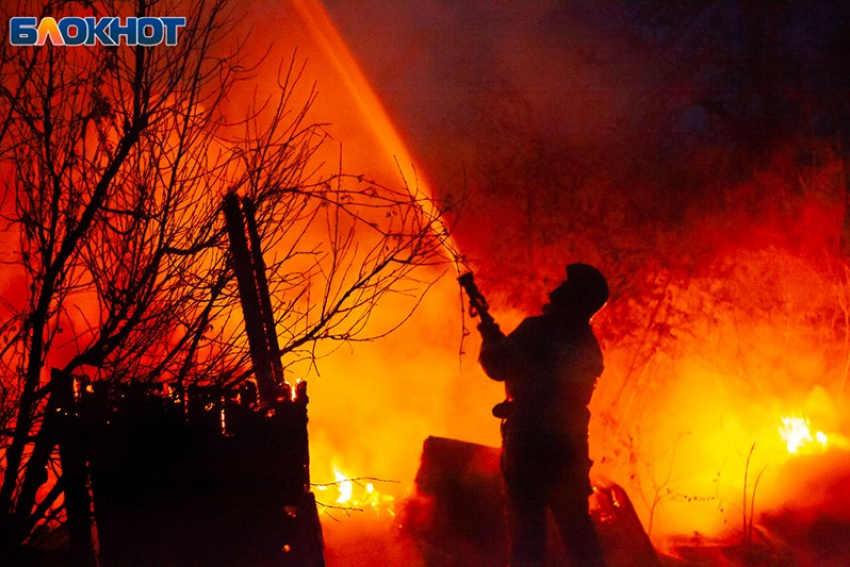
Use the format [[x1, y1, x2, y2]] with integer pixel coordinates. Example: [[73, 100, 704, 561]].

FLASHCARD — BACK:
[[557, 263, 609, 317]]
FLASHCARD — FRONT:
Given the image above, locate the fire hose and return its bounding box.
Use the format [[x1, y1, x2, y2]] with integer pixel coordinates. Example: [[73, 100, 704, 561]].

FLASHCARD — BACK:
[[457, 272, 513, 419]]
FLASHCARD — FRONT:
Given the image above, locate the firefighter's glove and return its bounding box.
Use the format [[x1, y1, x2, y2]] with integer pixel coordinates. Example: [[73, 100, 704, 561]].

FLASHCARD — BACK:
[[491, 399, 514, 419], [477, 320, 503, 342]]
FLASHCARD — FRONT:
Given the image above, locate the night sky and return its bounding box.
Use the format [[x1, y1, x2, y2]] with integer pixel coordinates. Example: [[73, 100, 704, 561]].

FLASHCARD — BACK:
[[324, 0, 850, 308]]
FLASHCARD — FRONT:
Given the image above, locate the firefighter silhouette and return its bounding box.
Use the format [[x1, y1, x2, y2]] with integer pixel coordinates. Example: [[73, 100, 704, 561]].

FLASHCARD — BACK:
[[477, 263, 609, 567]]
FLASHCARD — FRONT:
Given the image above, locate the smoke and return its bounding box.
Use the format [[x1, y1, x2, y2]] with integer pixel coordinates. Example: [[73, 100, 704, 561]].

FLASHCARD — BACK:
[[318, 0, 850, 559], [325, 0, 850, 289], [5, 0, 849, 562], [211, 2, 512, 563], [218, 0, 850, 560]]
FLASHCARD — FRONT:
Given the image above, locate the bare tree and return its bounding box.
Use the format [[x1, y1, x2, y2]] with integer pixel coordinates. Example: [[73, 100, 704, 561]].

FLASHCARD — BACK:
[[0, 0, 452, 552]]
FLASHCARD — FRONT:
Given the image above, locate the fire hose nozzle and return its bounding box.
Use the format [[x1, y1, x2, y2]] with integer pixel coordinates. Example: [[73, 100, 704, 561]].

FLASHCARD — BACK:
[[458, 271, 492, 323]]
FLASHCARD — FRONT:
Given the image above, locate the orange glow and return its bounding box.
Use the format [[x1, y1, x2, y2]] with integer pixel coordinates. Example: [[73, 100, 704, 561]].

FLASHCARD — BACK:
[[9, 2, 850, 565], [585, 245, 850, 552], [229, 6, 500, 561]]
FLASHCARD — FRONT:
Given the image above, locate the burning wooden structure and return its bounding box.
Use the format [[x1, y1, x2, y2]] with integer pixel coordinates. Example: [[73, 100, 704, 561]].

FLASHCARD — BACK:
[[52, 194, 324, 566]]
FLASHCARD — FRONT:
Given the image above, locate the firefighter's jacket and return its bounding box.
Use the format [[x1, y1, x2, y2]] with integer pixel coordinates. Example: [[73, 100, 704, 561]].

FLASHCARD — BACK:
[[479, 314, 603, 445]]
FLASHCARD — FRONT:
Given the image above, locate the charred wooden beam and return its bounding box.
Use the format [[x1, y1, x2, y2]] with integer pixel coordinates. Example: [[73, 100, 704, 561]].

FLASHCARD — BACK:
[[242, 197, 285, 386], [222, 193, 282, 406]]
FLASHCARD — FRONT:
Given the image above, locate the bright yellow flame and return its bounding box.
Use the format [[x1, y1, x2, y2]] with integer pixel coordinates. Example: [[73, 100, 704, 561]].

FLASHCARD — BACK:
[[779, 416, 828, 454], [328, 466, 396, 516], [334, 468, 353, 504]]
